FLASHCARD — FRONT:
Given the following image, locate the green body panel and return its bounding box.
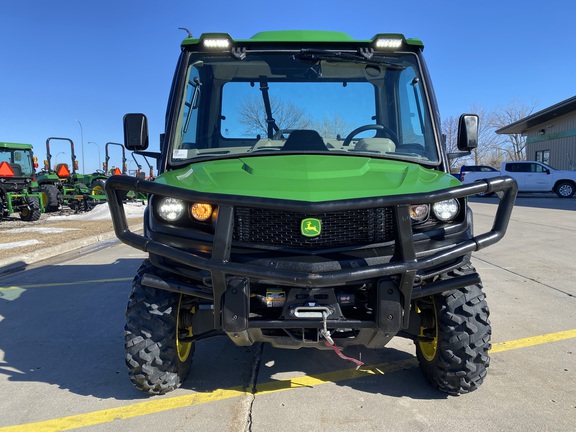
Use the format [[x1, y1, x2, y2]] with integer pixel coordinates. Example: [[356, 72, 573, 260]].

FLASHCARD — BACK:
[[35, 172, 60, 183], [5, 191, 45, 213], [250, 30, 357, 42], [181, 30, 423, 49], [156, 156, 458, 201], [0, 142, 34, 150]]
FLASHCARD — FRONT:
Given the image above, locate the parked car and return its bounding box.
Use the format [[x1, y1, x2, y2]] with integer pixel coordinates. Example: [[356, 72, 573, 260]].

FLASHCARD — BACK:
[[452, 165, 498, 181], [461, 161, 576, 198]]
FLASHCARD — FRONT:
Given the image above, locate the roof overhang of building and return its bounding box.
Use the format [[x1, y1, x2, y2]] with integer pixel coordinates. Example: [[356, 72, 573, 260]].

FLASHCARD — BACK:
[[496, 96, 576, 135]]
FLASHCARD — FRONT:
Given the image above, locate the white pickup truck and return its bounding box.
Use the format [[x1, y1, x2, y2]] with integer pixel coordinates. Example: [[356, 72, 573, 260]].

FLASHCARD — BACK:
[[461, 161, 576, 198]]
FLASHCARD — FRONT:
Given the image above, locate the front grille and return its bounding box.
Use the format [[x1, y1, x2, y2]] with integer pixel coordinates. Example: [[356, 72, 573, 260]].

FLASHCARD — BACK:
[[234, 207, 394, 250]]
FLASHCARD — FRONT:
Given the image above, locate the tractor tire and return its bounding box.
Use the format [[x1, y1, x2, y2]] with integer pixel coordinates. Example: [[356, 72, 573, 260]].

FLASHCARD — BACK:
[[20, 197, 42, 221], [414, 264, 491, 395], [91, 179, 107, 196], [125, 260, 195, 394], [0, 194, 6, 220], [40, 184, 62, 212]]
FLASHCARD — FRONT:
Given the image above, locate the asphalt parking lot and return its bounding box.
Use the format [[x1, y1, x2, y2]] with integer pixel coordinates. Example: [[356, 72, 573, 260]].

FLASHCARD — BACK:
[[0, 194, 575, 431]]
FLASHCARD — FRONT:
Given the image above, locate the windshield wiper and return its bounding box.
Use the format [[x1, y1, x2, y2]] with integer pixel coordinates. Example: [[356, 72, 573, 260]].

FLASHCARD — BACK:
[[296, 49, 406, 69], [183, 77, 201, 133], [259, 76, 280, 139]]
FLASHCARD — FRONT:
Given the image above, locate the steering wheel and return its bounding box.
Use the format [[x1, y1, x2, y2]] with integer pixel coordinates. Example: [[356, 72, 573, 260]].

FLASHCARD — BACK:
[[342, 124, 398, 147]]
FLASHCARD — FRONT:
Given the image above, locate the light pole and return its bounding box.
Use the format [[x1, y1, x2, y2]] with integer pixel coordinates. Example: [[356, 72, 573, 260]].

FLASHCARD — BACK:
[[87, 141, 101, 171], [75, 119, 85, 173]]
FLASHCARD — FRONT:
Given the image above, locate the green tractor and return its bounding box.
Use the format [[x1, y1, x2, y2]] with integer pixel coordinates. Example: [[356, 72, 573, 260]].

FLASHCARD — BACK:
[[36, 137, 107, 212], [106, 31, 518, 396], [103, 141, 140, 202], [103, 141, 128, 177], [0, 141, 44, 221], [131, 151, 155, 180], [102, 142, 150, 203]]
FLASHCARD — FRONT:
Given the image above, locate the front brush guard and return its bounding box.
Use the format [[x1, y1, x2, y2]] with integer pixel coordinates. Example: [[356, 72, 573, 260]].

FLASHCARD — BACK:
[[106, 174, 517, 332]]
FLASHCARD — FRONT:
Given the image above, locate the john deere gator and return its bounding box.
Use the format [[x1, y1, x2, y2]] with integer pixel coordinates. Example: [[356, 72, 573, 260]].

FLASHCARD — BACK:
[[105, 30, 517, 395]]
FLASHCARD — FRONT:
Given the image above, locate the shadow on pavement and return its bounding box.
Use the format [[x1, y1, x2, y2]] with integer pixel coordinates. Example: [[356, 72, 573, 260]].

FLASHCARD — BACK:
[[1, 257, 449, 403]]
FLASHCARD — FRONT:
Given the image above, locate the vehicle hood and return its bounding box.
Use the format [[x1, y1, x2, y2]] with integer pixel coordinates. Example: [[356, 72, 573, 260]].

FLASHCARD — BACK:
[[554, 169, 576, 177], [156, 155, 458, 201]]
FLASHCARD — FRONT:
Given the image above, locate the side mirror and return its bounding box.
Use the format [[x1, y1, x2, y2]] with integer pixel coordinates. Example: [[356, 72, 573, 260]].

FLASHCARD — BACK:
[[457, 114, 478, 151], [124, 114, 149, 150]]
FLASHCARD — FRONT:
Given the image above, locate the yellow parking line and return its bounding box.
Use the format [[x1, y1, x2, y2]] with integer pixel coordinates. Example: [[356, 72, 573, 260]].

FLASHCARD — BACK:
[[1, 328, 575, 432], [490, 328, 576, 353]]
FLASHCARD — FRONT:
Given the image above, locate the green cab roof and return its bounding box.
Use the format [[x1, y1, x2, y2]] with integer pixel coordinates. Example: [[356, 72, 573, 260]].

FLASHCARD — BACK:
[[0, 142, 33, 150], [181, 30, 424, 49]]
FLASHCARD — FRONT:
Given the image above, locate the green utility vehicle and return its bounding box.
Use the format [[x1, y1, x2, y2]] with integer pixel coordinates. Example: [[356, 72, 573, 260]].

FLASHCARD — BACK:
[[36, 137, 107, 212], [106, 31, 518, 396], [0, 141, 44, 221]]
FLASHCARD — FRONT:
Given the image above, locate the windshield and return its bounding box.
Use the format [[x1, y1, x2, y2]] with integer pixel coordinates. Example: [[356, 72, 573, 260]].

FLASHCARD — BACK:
[[170, 51, 439, 165], [0, 148, 35, 176]]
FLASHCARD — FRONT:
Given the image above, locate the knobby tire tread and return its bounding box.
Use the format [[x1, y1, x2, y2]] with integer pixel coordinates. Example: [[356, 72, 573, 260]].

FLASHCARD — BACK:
[[416, 263, 491, 395], [124, 259, 194, 395]]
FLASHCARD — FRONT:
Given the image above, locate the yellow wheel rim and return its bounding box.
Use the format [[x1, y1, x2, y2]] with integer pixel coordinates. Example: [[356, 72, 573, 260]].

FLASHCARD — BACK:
[[40, 192, 49, 207], [92, 186, 104, 196], [176, 295, 193, 362], [417, 300, 438, 362]]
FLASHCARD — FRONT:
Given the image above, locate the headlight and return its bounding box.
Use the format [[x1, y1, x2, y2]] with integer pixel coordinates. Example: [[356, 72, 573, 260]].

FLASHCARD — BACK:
[[157, 197, 186, 222], [191, 203, 213, 221], [432, 199, 460, 222], [410, 204, 429, 223]]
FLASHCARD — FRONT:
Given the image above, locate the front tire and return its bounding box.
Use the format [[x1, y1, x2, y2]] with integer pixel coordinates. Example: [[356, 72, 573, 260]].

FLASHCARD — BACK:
[[555, 181, 575, 198], [125, 260, 195, 394], [20, 197, 42, 221], [415, 265, 491, 395]]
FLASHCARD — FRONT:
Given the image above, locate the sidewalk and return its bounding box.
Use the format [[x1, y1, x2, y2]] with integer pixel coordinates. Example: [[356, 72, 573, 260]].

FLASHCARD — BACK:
[[0, 203, 145, 275]]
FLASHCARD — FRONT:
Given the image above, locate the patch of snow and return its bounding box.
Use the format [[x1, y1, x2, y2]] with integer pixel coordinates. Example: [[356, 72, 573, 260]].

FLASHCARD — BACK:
[[47, 202, 146, 221], [0, 239, 43, 250], [3, 227, 80, 234]]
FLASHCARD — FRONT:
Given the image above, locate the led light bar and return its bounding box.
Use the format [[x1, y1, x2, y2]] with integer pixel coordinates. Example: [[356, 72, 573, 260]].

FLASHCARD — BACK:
[[203, 38, 231, 49], [374, 38, 403, 49]]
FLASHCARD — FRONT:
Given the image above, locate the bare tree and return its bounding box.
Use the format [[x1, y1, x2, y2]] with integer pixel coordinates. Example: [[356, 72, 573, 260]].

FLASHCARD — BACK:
[[441, 115, 470, 172], [238, 96, 311, 137], [489, 99, 539, 161], [443, 107, 509, 170], [470, 104, 506, 166], [312, 114, 351, 139]]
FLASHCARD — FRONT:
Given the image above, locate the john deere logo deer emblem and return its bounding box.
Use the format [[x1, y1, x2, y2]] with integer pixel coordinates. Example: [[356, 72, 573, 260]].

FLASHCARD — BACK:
[[301, 218, 322, 237]]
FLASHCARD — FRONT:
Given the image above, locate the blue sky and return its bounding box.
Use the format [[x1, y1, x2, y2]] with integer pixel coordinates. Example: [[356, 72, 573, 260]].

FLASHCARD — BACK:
[[1, 0, 575, 173]]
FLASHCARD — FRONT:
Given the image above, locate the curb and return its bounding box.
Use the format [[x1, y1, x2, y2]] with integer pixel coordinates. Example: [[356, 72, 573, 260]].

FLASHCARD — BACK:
[[0, 231, 120, 275]]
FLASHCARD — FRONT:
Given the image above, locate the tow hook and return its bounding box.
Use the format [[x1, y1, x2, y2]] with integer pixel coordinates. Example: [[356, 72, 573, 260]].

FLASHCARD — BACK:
[[319, 311, 364, 370]]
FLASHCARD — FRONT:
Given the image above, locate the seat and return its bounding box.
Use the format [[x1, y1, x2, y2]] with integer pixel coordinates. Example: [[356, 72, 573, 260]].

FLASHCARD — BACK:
[[281, 130, 328, 151], [9, 163, 22, 176]]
